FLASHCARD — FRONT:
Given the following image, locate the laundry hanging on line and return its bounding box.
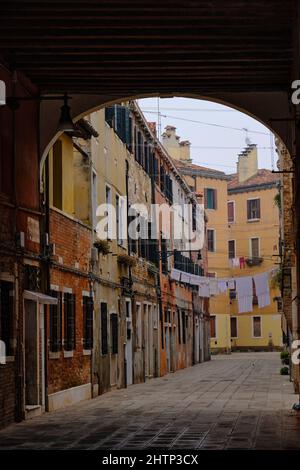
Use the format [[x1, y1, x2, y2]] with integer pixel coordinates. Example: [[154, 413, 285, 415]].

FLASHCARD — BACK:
[[170, 267, 275, 313]]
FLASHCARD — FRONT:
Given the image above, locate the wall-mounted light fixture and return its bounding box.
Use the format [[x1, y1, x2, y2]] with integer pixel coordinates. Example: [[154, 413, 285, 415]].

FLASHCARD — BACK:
[[5, 92, 75, 131]]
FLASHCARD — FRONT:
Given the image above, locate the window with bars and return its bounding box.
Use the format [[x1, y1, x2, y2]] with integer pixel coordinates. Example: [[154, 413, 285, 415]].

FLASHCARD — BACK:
[[64, 292, 76, 351], [49, 290, 62, 352], [83, 295, 93, 350], [228, 240, 236, 259], [207, 229, 215, 252], [0, 281, 14, 356], [247, 198, 260, 220], [101, 302, 108, 355], [110, 313, 118, 355], [204, 188, 217, 210]]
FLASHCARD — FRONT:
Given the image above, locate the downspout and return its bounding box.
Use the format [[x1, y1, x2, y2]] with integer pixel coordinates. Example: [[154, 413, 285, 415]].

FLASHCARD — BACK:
[[151, 152, 162, 378], [11, 72, 23, 422], [43, 149, 50, 412]]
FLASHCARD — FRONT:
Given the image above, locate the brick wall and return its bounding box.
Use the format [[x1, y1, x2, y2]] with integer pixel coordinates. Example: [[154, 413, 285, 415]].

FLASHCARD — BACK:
[[48, 209, 92, 395]]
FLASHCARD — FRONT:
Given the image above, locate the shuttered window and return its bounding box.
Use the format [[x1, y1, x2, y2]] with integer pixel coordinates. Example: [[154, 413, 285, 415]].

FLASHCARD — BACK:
[[210, 315, 216, 338], [161, 235, 168, 274], [177, 310, 181, 344], [251, 237, 259, 258], [83, 295, 93, 350], [49, 290, 62, 352], [230, 317, 238, 338], [207, 229, 215, 252], [228, 201, 235, 222], [182, 311, 186, 344], [253, 316, 262, 337], [64, 292, 76, 351], [228, 240, 236, 259], [204, 188, 217, 210], [247, 198, 260, 220], [101, 302, 108, 355], [0, 281, 14, 356], [110, 313, 118, 354]]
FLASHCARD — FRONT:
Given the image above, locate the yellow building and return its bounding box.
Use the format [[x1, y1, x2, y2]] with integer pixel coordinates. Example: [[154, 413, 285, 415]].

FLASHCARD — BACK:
[[163, 127, 282, 353], [227, 144, 282, 351]]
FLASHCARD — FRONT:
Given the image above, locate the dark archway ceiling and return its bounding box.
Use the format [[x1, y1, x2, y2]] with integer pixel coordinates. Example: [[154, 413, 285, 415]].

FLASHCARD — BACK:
[[0, 0, 295, 96]]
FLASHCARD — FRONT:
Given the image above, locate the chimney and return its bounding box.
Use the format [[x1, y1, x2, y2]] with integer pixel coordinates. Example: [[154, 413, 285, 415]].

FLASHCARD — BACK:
[[162, 125, 192, 162], [237, 144, 258, 183], [179, 140, 191, 162]]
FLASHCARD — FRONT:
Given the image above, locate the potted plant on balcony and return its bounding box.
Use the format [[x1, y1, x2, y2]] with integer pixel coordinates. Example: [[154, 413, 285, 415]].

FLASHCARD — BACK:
[[93, 239, 110, 255], [117, 253, 137, 267], [245, 257, 263, 267]]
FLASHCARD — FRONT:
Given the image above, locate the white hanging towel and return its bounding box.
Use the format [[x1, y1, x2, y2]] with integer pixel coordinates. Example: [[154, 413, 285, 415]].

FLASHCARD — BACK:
[[170, 269, 181, 282], [209, 278, 218, 296], [235, 277, 253, 313], [198, 279, 209, 298], [217, 280, 228, 293], [253, 272, 270, 308], [181, 272, 191, 284], [189, 274, 201, 286]]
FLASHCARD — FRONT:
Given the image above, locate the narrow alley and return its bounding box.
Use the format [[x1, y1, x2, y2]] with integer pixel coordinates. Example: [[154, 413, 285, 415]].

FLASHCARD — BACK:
[[0, 352, 299, 450]]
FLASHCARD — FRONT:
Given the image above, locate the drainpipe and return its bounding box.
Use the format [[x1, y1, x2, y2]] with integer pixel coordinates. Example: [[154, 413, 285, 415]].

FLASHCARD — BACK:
[[42, 151, 50, 412], [11, 72, 24, 422]]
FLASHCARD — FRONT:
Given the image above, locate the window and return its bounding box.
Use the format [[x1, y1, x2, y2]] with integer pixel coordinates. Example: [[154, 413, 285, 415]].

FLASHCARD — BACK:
[[182, 311, 186, 344], [161, 234, 168, 274], [228, 240, 236, 259], [136, 304, 142, 349], [247, 198, 260, 220], [253, 316, 262, 338], [204, 188, 217, 210], [105, 185, 112, 239], [228, 201, 235, 223], [49, 290, 62, 352], [0, 281, 14, 356], [63, 293, 76, 351], [101, 302, 108, 355], [210, 315, 216, 338], [92, 170, 98, 229], [116, 194, 126, 246], [250, 237, 260, 258], [110, 313, 118, 354], [230, 317, 238, 338], [177, 309, 181, 344], [83, 295, 93, 350], [52, 140, 63, 210], [207, 229, 215, 252]]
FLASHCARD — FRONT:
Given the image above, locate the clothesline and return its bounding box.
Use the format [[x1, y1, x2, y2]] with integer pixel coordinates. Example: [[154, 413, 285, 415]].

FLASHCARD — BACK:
[[170, 267, 278, 314]]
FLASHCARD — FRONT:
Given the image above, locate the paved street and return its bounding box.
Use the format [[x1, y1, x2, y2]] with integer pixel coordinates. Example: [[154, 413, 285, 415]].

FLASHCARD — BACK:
[[0, 352, 300, 450]]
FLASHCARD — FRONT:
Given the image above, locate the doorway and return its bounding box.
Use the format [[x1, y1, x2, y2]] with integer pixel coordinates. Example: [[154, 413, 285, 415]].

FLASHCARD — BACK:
[[125, 299, 133, 386]]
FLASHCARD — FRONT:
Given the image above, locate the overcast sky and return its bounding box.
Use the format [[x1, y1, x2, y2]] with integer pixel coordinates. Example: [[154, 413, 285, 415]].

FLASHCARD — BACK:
[[138, 97, 276, 175]]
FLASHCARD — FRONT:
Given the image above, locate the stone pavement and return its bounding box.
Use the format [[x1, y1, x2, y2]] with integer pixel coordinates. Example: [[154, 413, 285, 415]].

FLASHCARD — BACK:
[[0, 352, 300, 450]]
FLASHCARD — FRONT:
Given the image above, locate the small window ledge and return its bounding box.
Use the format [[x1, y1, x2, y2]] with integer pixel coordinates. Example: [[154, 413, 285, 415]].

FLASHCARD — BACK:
[[63, 350, 74, 358]]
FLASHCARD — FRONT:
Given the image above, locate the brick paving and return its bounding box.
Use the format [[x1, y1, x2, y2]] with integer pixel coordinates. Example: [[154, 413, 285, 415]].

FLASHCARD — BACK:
[[0, 352, 300, 450]]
